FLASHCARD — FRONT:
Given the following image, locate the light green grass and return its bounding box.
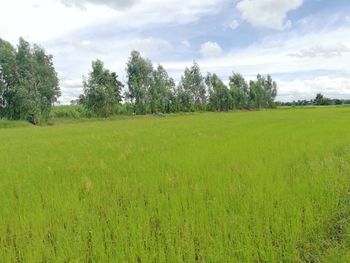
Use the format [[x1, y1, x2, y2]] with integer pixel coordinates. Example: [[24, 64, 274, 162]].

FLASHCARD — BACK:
[[1, 107, 350, 262]]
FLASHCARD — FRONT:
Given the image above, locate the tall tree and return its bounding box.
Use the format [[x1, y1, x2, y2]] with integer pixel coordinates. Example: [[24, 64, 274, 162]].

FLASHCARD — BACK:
[[176, 87, 192, 112], [229, 73, 249, 109], [83, 60, 123, 116], [248, 74, 278, 109], [0, 37, 60, 121], [0, 38, 19, 118], [150, 65, 175, 113], [249, 80, 265, 108], [32, 44, 61, 117], [258, 74, 277, 108], [179, 62, 206, 110], [313, 93, 332, 105], [206, 73, 232, 111], [125, 51, 153, 114]]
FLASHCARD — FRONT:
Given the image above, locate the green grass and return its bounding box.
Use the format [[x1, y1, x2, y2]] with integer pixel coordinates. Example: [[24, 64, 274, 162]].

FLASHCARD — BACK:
[[0, 119, 31, 129], [1, 107, 350, 262]]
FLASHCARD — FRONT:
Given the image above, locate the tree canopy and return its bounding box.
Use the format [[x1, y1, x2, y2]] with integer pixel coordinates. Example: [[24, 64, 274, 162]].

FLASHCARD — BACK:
[[125, 50, 154, 114], [82, 60, 123, 116], [179, 62, 206, 110], [0, 38, 60, 121]]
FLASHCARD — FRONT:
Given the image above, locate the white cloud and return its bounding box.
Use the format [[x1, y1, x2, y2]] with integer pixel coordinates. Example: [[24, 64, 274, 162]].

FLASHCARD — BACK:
[[130, 38, 172, 56], [0, 0, 117, 43], [236, 0, 304, 30], [119, 0, 224, 27], [58, 0, 138, 9], [162, 26, 350, 91], [0, 0, 224, 44], [200, 41, 223, 58], [228, 19, 240, 30], [181, 40, 191, 48], [277, 76, 350, 101], [58, 76, 83, 104], [289, 43, 350, 58]]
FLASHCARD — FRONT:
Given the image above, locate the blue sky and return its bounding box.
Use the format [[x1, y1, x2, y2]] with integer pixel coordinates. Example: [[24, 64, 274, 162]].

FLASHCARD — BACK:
[[1, 0, 350, 103]]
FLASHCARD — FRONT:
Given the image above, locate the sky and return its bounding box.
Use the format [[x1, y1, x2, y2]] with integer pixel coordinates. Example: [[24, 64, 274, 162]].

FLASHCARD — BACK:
[[1, 0, 350, 103]]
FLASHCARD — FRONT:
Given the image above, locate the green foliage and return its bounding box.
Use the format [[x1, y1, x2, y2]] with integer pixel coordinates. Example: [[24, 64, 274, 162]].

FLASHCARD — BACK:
[[248, 74, 277, 108], [314, 93, 325, 105], [1, 42, 280, 120], [249, 79, 265, 108], [179, 62, 206, 110], [229, 72, 249, 109], [77, 51, 279, 116], [125, 50, 154, 114], [176, 88, 193, 112], [1, 108, 350, 261], [82, 60, 123, 117], [278, 97, 347, 107], [314, 93, 334, 106], [50, 105, 89, 119], [0, 37, 60, 121], [334, 99, 343, 105], [205, 72, 278, 112], [149, 65, 175, 113], [206, 73, 232, 111]]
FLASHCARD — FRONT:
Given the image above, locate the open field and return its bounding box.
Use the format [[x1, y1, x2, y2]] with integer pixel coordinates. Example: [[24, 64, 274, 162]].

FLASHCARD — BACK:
[[1, 107, 350, 261]]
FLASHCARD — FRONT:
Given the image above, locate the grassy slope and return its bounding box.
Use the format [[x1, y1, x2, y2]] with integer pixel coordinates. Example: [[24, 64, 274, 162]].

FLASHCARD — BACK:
[[1, 107, 350, 261]]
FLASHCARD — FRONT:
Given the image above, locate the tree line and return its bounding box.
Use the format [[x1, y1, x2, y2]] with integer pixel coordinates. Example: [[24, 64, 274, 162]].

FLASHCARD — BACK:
[[277, 93, 350, 107], [79, 50, 278, 116], [1, 38, 278, 121]]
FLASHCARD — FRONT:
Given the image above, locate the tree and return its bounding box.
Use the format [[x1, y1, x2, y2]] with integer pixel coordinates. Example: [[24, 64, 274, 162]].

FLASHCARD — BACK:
[[314, 93, 333, 105], [32, 44, 61, 117], [0, 38, 19, 118], [179, 62, 206, 110], [334, 99, 343, 105], [259, 74, 277, 107], [176, 88, 192, 112], [314, 93, 325, 105], [149, 65, 175, 113], [249, 80, 265, 108], [82, 60, 123, 116], [229, 73, 249, 109], [14, 38, 44, 120], [167, 78, 178, 113], [0, 37, 60, 121], [206, 73, 232, 111], [125, 51, 153, 114], [248, 74, 278, 108]]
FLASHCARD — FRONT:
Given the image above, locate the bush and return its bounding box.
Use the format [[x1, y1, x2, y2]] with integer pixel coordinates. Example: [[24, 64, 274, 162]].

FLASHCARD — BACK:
[[50, 105, 89, 119]]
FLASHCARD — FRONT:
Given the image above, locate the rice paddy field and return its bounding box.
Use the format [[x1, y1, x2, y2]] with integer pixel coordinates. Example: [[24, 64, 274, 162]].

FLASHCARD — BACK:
[[1, 107, 350, 262]]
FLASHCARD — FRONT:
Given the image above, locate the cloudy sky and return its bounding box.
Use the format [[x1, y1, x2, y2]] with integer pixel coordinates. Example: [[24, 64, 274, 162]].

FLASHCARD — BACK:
[[1, 0, 350, 103]]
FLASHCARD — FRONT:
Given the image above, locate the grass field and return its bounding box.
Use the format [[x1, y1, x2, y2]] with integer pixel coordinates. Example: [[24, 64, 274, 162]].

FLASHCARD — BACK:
[[1, 107, 350, 262]]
